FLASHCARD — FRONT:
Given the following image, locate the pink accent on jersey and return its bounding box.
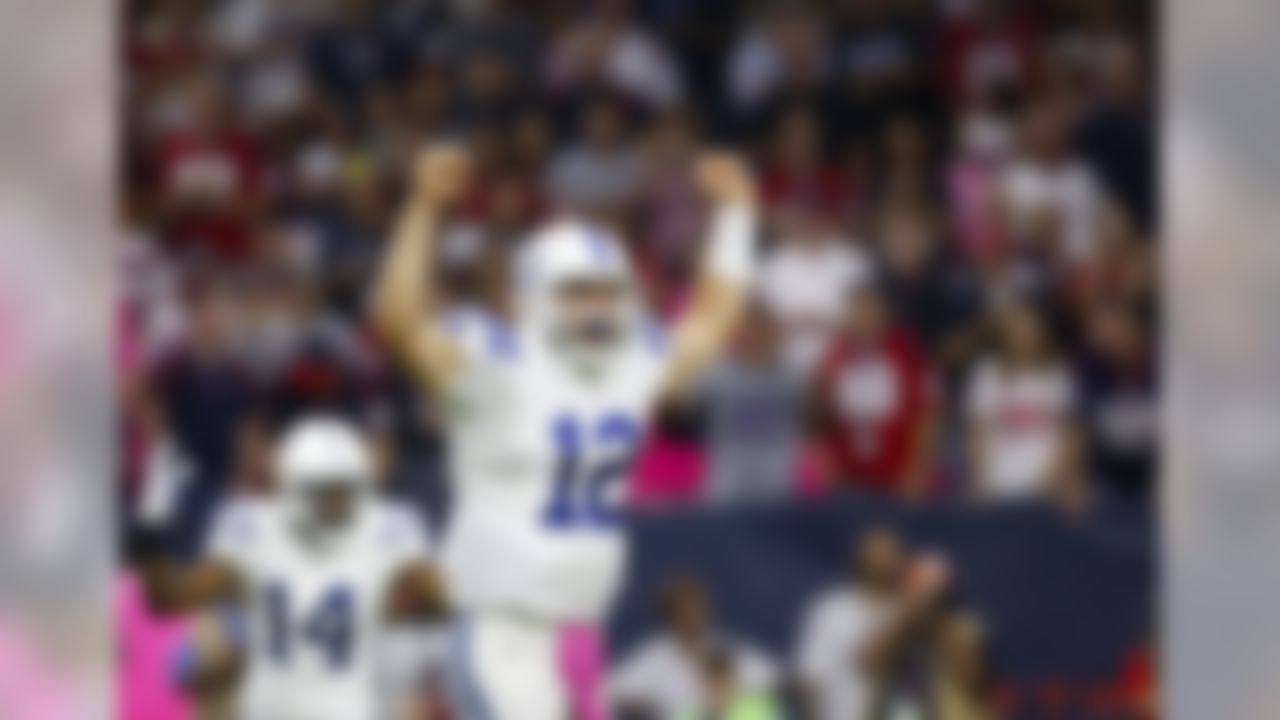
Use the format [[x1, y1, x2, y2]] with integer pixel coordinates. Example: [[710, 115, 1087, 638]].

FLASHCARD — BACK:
[[558, 623, 610, 720]]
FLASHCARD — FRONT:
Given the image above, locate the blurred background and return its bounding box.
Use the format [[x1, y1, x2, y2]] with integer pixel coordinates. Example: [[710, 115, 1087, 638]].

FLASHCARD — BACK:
[[119, 0, 1156, 718]]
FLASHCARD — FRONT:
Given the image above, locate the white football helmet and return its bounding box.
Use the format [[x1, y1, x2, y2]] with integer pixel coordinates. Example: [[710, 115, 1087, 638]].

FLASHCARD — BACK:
[[517, 218, 639, 373], [274, 415, 373, 542]]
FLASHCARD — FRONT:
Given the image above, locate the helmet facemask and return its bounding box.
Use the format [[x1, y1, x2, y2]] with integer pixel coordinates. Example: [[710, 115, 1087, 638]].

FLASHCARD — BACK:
[[546, 278, 632, 378], [284, 478, 364, 551], [274, 416, 374, 553]]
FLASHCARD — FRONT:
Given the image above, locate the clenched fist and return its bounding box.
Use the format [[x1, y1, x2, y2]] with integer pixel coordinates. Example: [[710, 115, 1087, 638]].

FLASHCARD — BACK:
[[412, 144, 472, 210], [694, 152, 756, 206]]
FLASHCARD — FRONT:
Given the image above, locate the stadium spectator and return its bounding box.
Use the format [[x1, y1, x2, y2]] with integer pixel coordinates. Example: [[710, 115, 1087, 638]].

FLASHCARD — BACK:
[[1066, 204, 1155, 318], [832, 0, 929, 129], [1074, 36, 1155, 231], [450, 48, 526, 130], [759, 106, 857, 226], [726, 6, 828, 116], [697, 304, 804, 504], [934, 0, 1040, 109], [811, 285, 939, 498], [756, 202, 871, 377], [794, 525, 906, 720], [873, 206, 956, 351], [965, 300, 1086, 508], [870, 114, 940, 212], [151, 284, 250, 495], [1000, 95, 1104, 267], [546, 94, 647, 214], [546, 0, 683, 110], [305, 0, 413, 104], [1078, 300, 1156, 502], [635, 107, 704, 311], [610, 575, 778, 720], [145, 76, 267, 263], [680, 647, 782, 720]]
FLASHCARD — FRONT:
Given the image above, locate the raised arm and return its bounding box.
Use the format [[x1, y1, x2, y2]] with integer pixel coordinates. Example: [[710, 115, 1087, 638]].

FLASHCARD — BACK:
[[370, 144, 473, 393], [659, 153, 760, 401]]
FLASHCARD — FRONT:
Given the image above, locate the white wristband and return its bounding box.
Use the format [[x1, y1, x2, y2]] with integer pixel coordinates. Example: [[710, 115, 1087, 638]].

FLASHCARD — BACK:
[[137, 438, 193, 528], [706, 205, 758, 284]]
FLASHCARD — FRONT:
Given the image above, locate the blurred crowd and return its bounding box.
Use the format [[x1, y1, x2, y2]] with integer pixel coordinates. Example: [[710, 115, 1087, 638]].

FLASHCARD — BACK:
[[121, 0, 1156, 515], [120, 0, 1156, 716]]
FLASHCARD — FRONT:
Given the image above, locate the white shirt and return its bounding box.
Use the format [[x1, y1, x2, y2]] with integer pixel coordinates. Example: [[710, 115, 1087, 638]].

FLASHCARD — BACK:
[[610, 631, 779, 719], [794, 587, 891, 720], [1002, 157, 1102, 264], [757, 239, 871, 375], [967, 359, 1077, 499]]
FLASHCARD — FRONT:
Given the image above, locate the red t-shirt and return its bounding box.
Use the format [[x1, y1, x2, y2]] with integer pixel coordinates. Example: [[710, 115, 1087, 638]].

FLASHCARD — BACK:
[[152, 131, 266, 261], [814, 329, 935, 493]]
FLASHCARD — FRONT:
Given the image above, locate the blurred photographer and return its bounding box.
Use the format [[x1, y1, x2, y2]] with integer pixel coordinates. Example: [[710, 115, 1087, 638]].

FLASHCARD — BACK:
[[793, 525, 905, 720], [862, 553, 997, 720], [611, 575, 779, 720]]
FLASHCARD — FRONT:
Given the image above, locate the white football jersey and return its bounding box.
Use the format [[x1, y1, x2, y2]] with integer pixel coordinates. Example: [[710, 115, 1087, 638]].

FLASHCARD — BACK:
[[438, 308, 668, 622], [206, 497, 431, 720]]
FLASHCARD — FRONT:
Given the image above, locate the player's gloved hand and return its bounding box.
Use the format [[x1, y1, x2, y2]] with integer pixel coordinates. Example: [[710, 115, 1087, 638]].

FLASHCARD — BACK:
[[137, 437, 194, 529], [412, 144, 473, 210]]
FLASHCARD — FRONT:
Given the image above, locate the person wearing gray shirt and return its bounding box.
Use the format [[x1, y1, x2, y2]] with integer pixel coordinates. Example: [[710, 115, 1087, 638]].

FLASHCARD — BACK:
[[699, 305, 806, 504]]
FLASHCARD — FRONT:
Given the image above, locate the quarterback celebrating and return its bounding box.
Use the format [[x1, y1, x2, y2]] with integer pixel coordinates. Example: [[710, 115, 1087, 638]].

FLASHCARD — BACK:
[[372, 144, 759, 720]]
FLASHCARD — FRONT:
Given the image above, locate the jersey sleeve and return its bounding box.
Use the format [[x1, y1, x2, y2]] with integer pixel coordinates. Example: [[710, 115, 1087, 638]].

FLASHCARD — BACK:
[[633, 317, 674, 401], [435, 307, 520, 411], [376, 503, 433, 573], [203, 500, 262, 577]]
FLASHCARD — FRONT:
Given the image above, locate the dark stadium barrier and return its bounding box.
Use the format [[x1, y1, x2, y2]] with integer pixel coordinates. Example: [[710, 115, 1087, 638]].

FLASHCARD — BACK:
[[610, 496, 1155, 686]]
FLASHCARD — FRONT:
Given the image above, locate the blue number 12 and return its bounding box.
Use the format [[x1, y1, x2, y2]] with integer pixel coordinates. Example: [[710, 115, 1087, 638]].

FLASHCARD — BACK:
[[543, 413, 640, 530]]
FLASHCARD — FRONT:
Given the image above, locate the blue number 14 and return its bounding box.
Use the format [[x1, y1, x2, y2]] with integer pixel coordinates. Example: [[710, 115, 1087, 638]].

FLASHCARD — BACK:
[[543, 413, 640, 530], [265, 583, 354, 669]]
